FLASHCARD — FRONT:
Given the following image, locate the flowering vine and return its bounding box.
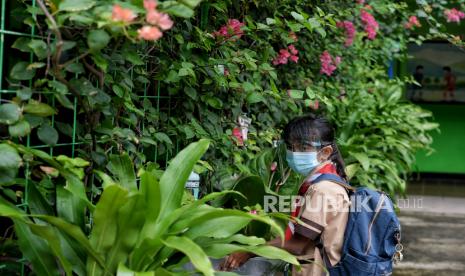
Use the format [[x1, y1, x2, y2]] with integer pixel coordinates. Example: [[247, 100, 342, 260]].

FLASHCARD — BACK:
[[405, 15, 421, 29], [320, 51, 341, 76], [272, 45, 299, 65], [360, 9, 379, 40], [337, 20, 356, 46], [444, 8, 465, 23], [213, 19, 245, 41]]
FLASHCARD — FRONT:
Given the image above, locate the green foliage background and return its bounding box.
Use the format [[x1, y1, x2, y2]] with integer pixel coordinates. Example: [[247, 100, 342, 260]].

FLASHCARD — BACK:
[[0, 0, 463, 274]]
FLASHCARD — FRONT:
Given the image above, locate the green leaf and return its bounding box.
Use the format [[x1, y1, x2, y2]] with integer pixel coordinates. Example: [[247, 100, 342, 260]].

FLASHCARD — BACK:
[[10, 61, 36, 80], [8, 120, 31, 137], [87, 185, 128, 276], [162, 236, 214, 276], [23, 101, 57, 117], [29, 224, 73, 275], [0, 103, 21, 125], [117, 264, 155, 276], [162, 3, 194, 18], [28, 39, 48, 59], [351, 152, 370, 171], [14, 219, 61, 275], [0, 144, 21, 185], [157, 139, 210, 220], [107, 153, 137, 191], [87, 30, 111, 52], [154, 132, 173, 145], [59, 0, 96, 12], [17, 87, 33, 100], [12, 37, 31, 52], [56, 185, 86, 229], [288, 89, 304, 99], [37, 125, 59, 146], [246, 92, 265, 104], [106, 193, 146, 272]]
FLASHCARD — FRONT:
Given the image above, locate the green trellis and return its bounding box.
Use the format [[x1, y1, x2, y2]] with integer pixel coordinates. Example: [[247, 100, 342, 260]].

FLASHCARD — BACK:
[[0, 1, 179, 274]]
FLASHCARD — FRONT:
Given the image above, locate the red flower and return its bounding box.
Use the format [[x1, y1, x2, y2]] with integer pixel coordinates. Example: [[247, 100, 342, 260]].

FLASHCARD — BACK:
[[112, 4, 137, 23]]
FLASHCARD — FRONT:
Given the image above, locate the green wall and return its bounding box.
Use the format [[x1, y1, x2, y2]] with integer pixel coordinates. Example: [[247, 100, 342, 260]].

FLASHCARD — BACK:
[[415, 104, 465, 174]]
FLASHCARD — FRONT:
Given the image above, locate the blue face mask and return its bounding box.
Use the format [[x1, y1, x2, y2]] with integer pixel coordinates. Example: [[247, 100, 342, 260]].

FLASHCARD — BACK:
[[286, 150, 320, 176]]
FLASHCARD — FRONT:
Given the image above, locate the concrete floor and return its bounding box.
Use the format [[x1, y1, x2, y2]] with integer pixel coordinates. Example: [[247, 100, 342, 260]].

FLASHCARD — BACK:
[[394, 193, 465, 276]]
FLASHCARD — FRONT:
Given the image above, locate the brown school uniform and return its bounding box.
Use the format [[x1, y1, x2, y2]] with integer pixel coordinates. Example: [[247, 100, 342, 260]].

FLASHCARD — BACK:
[[292, 179, 350, 275]]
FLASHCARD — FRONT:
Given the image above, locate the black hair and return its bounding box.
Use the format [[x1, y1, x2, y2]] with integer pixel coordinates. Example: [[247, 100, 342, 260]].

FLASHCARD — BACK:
[[283, 114, 347, 180], [416, 65, 424, 70], [443, 66, 451, 72]]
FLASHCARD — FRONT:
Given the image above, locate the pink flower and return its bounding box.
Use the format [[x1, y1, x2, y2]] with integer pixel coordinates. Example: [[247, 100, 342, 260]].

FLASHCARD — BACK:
[[272, 45, 299, 65], [337, 21, 356, 46], [224, 68, 230, 76], [213, 19, 245, 40], [112, 4, 137, 23], [405, 15, 421, 29], [289, 31, 298, 41], [270, 162, 277, 172], [357, 0, 365, 4], [320, 51, 341, 76], [146, 10, 174, 30], [143, 0, 157, 10], [249, 210, 258, 215], [308, 100, 319, 110], [232, 127, 244, 146], [444, 8, 465, 23], [137, 26, 162, 41], [360, 10, 378, 40]]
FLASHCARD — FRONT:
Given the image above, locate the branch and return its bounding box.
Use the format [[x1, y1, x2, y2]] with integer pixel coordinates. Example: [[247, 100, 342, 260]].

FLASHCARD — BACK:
[[36, 0, 64, 69]]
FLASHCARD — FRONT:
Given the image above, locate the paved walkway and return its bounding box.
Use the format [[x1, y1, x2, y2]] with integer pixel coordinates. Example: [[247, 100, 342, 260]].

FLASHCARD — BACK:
[[394, 195, 465, 276]]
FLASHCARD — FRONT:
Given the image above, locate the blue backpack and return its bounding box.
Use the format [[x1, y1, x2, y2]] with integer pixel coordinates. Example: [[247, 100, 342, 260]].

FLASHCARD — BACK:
[[313, 174, 403, 276]]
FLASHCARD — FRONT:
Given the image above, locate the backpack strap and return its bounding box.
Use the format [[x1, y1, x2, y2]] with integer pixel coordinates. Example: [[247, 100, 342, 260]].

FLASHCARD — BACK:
[[313, 173, 355, 192], [312, 173, 354, 269]]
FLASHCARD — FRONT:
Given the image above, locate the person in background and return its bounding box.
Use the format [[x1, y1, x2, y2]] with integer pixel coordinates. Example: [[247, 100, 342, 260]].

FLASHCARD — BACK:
[[443, 66, 456, 101], [411, 65, 424, 100]]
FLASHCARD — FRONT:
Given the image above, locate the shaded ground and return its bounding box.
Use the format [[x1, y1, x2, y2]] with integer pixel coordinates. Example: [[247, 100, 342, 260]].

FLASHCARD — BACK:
[[393, 212, 465, 276]]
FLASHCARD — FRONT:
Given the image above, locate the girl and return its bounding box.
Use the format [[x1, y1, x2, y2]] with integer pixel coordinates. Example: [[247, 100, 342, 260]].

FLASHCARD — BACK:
[[221, 114, 351, 275]]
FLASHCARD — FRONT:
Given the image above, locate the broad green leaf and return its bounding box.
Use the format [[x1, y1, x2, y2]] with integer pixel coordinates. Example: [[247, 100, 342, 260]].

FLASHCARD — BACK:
[[17, 87, 33, 100], [157, 139, 209, 220], [203, 244, 299, 266], [162, 236, 214, 276], [154, 132, 173, 145], [117, 264, 155, 276], [106, 194, 146, 272], [29, 224, 73, 275], [0, 144, 22, 185], [8, 120, 31, 137], [60, 0, 96, 12], [23, 101, 57, 117], [37, 125, 59, 146], [56, 185, 86, 229], [12, 37, 31, 52], [34, 215, 106, 270], [107, 153, 137, 191], [87, 30, 111, 52], [14, 219, 61, 276], [288, 89, 304, 99], [10, 61, 36, 80], [0, 103, 21, 125], [88, 185, 128, 276]]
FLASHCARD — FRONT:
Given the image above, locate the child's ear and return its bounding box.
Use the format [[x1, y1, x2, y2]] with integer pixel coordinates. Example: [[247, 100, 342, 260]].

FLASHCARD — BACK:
[[319, 146, 333, 161]]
